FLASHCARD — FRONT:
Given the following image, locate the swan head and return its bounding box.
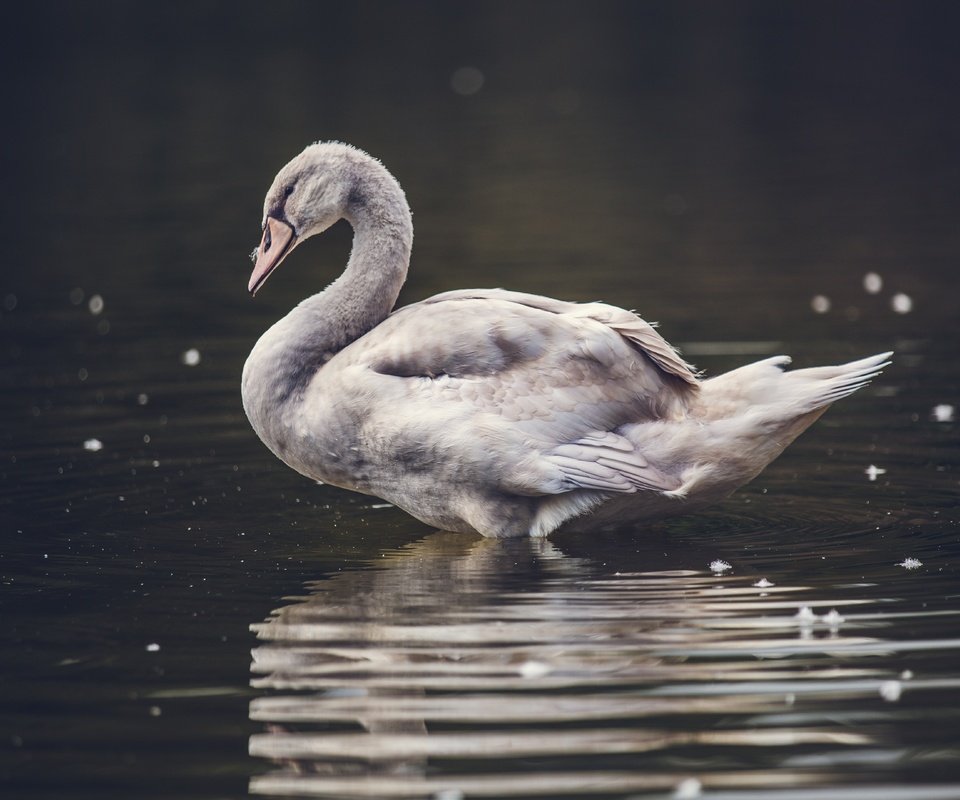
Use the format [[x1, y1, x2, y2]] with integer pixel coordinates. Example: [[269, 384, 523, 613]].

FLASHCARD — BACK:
[[249, 142, 365, 295]]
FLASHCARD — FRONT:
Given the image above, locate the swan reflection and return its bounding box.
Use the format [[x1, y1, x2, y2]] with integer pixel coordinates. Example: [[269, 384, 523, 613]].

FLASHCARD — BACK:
[[249, 531, 893, 798]]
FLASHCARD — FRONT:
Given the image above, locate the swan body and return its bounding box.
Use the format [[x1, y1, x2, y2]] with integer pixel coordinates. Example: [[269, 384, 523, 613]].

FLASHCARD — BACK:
[[242, 142, 890, 538]]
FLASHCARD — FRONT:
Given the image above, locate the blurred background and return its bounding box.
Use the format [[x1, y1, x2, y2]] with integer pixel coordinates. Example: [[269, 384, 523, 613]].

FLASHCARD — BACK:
[[3, 0, 959, 336], [2, 2, 959, 799]]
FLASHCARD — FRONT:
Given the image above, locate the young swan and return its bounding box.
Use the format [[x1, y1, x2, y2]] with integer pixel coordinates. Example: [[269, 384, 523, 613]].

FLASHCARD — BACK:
[[242, 142, 891, 538]]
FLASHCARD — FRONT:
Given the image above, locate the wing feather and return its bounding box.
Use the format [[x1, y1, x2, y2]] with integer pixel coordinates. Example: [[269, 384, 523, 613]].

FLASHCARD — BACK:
[[547, 432, 680, 493], [334, 288, 695, 500], [422, 288, 700, 385]]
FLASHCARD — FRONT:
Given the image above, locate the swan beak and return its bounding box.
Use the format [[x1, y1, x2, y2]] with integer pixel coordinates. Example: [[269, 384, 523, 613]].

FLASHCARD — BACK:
[[249, 217, 297, 295]]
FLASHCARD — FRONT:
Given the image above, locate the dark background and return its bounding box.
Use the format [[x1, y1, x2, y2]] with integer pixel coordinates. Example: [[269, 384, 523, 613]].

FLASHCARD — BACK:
[[3, 1, 959, 334], [2, 3, 959, 798]]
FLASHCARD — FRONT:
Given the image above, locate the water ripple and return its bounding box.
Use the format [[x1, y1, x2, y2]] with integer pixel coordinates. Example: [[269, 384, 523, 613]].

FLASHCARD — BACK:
[[248, 532, 960, 798]]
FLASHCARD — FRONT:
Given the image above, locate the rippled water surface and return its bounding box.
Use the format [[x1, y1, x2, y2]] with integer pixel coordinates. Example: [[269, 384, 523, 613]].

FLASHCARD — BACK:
[[3, 3, 960, 799]]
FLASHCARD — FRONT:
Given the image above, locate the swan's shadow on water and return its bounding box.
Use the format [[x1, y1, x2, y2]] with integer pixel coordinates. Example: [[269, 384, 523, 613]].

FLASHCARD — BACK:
[[246, 523, 955, 799]]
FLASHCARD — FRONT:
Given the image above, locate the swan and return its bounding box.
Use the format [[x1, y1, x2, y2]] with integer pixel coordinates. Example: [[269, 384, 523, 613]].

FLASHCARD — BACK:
[[242, 142, 891, 538]]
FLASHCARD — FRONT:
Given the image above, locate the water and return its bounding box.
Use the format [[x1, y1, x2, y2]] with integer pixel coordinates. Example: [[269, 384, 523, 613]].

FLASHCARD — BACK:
[[246, 531, 960, 798], [2, 3, 959, 798]]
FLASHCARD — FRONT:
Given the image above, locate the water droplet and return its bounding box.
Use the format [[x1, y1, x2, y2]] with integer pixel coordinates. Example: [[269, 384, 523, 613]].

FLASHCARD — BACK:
[[863, 272, 883, 294], [519, 660, 552, 679], [879, 680, 902, 702], [821, 609, 845, 627], [891, 292, 913, 314], [3, 293, 18, 311], [753, 578, 774, 588], [450, 66, 484, 96], [897, 557, 922, 570], [145, 643, 160, 652], [137, 393, 149, 405], [864, 464, 886, 481], [709, 559, 732, 573], [83, 438, 103, 452], [811, 294, 831, 314], [181, 348, 201, 366], [69, 287, 85, 305], [673, 777, 703, 798], [88, 294, 104, 315], [932, 404, 954, 422]]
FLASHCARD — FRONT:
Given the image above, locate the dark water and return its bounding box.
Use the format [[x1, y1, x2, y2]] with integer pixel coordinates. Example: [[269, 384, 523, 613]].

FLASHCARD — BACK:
[[2, 2, 960, 798]]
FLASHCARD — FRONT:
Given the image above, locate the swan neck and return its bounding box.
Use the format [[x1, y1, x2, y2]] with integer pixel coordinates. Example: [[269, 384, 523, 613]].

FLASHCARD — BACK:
[[333, 182, 413, 340]]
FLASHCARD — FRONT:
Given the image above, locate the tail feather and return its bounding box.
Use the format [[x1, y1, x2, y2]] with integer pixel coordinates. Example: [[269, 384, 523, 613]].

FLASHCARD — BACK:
[[784, 351, 893, 411]]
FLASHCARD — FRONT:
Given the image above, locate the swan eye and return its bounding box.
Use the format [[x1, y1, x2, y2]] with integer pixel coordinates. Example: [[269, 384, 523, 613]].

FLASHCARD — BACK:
[[284, 184, 295, 197]]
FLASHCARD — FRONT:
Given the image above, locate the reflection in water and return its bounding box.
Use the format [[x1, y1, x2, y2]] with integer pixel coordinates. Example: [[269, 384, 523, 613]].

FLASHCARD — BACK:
[[249, 532, 960, 798]]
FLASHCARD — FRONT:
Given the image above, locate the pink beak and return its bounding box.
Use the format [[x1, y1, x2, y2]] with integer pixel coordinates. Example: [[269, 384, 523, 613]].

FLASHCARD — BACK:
[[249, 217, 297, 295]]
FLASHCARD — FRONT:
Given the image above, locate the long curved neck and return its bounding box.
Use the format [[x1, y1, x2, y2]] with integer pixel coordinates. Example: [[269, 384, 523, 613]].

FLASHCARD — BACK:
[[243, 164, 413, 418], [305, 176, 413, 351]]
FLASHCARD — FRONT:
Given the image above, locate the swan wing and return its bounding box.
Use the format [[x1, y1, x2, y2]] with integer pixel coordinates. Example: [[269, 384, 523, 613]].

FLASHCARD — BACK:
[[421, 289, 699, 385], [543, 430, 681, 493], [329, 290, 697, 496]]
